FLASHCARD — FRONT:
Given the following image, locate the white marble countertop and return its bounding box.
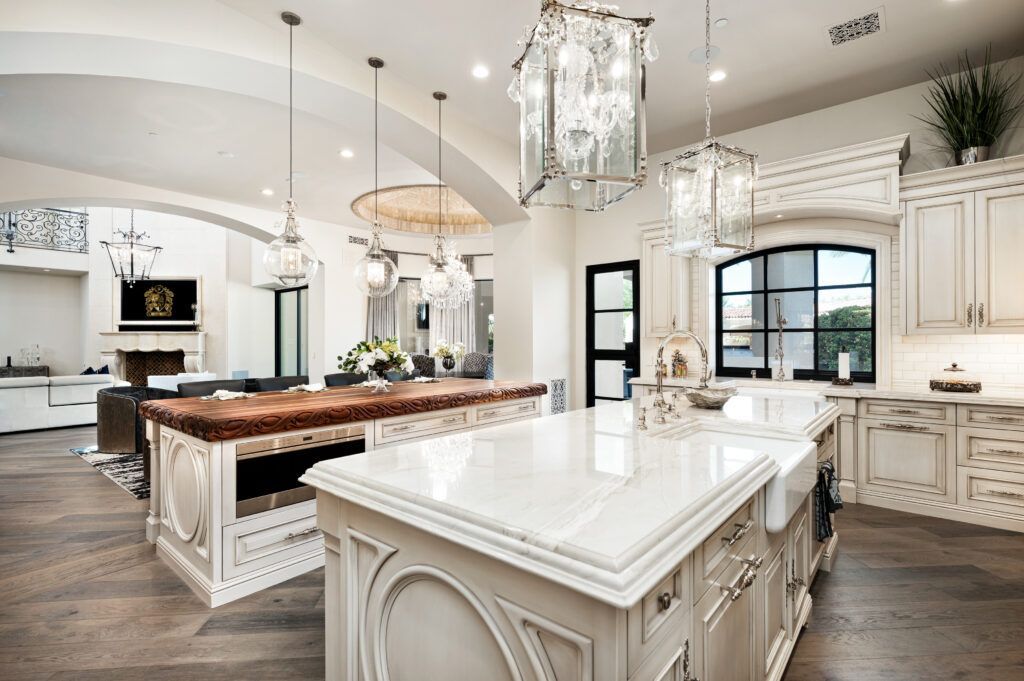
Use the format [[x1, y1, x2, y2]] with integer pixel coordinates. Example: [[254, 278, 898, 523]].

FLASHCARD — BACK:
[[821, 383, 1024, 407], [302, 389, 838, 608]]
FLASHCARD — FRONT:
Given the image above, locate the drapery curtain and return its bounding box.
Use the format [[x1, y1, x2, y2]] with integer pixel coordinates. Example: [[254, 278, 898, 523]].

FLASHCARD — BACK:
[[365, 250, 400, 341], [429, 256, 476, 369]]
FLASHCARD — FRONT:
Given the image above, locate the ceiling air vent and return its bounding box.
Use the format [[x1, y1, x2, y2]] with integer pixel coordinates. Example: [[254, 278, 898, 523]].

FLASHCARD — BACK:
[[826, 7, 886, 47]]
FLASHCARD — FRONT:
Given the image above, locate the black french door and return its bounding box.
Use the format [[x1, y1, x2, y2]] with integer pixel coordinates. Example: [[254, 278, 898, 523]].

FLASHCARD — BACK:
[[586, 260, 640, 408]]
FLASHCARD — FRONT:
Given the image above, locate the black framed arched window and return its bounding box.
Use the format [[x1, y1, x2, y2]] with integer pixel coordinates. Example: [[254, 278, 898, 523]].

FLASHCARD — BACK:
[[715, 245, 875, 382]]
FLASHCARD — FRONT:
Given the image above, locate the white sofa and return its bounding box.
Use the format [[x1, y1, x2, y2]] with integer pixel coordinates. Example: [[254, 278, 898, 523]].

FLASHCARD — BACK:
[[0, 374, 130, 434]]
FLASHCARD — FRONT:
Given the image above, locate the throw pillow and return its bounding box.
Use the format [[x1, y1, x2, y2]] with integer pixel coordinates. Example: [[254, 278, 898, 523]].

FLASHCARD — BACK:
[[80, 367, 95, 375]]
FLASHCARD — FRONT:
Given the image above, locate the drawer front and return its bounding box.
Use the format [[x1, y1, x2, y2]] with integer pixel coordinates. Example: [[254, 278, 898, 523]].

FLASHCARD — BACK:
[[858, 399, 953, 424], [957, 466, 1024, 517], [223, 502, 321, 580], [958, 404, 1024, 432], [627, 558, 690, 676], [958, 427, 1024, 473], [474, 398, 539, 425], [857, 418, 956, 503], [376, 407, 471, 444], [813, 420, 836, 458], [695, 497, 758, 598], [628, 639, 685, 681]]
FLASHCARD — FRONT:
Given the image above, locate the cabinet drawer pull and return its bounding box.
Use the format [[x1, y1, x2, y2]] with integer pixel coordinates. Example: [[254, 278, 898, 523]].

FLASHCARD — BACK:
[[722, 519, 753, 547], [986, 489, 1024, 500], [979, 302, 985, 326], [983, 448, 1024, 457], [442, 416, 463, 424], [656, 592, 673, 612], [480, 409, 498, 418], [517, 404, 534, 412], [285, 527, 320, 540], [881, 422, 929, 431], [888, 408, 920, 415], [725, 563, 759, 601], [987, 415, 1022, 423], [390, 424, 416, 432]]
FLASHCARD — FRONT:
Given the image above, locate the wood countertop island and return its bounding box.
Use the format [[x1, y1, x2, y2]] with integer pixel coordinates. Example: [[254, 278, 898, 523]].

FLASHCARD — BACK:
[[141, 378, 547, 607], [140, 378, 547, 442]]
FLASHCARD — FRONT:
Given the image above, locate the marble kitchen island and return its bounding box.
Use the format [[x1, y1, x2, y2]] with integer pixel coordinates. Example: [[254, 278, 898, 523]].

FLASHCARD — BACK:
[[302, 389, 841, 681], [139, 378, 547, 607]]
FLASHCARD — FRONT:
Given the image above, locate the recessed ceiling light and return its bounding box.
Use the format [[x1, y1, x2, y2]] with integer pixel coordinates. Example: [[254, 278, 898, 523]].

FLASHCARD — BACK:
[[339, 148, 354, 158], [472, 64, 490, 79], [714, 17, 729, 28], [43, 268, 51, 272], [709, 69, 727, 82], [687, 45, 721, 63], [261, 188, 275, 196], [775, 214, 784, 219], [217, 150, 235, 158]]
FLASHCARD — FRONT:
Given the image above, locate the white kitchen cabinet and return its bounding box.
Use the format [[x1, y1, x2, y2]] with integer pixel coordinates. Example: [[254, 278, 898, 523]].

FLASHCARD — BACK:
[[903, 178, 1024, 335], [974, 185, 1024, 333], [857, 417, 957, 503], [693, 553, 758, 681], [903, 192, 975, 334], [760, 537, 789, 681], [786, 500, 812, 637], [641, 227, 689, 338]]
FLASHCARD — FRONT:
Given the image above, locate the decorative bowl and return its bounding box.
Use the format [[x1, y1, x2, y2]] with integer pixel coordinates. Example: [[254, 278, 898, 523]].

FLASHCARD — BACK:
[[684, 386, 737, 410]]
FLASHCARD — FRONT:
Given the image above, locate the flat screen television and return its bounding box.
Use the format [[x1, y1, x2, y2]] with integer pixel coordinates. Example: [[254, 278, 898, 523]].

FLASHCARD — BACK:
[[119, 279, 199, 330]]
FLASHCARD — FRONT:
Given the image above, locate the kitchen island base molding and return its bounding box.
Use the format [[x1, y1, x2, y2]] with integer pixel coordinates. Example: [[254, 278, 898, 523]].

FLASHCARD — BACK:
[[317, 486, 829, 681]]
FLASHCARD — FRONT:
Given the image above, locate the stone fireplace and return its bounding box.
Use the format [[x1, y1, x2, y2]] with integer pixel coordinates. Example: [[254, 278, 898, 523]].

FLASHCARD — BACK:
[[99, 331, 206, 384]]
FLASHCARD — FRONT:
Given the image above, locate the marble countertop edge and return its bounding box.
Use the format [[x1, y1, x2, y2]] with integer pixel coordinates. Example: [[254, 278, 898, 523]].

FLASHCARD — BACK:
[[301, 454, 779, 610]]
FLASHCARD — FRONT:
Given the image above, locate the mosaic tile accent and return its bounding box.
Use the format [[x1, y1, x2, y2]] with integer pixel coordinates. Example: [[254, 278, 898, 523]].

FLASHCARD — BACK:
[[550, 378, 567, 415]]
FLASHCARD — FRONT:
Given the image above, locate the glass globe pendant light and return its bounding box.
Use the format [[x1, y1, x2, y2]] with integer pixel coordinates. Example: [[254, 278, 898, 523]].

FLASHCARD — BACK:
[[99, 209, 162, 287], [353, 57, 399, 298], [419, 92, 474, 310], [263, 11, 319, 287], [661, 0, 756, 259], [508, 0, 656, 211]]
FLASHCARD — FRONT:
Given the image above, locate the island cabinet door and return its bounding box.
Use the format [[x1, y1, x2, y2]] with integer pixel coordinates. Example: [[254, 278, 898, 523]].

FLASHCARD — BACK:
[[759, 536, 790, 681], [692, 554, 759, 681], [857, 418, 957, 503], [786, 501, 812, 636]]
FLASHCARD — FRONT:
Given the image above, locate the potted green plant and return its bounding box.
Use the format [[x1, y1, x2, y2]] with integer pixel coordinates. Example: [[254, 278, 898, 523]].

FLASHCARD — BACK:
[[915, 45, 1023, 165]]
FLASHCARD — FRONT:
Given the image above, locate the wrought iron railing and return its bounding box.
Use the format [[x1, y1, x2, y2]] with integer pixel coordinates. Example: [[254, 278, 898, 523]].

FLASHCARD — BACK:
[[3, 208, 89, 253]]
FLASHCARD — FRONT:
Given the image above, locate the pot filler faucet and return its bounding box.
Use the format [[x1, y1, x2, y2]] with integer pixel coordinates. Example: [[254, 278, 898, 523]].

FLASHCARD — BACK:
[[654, 330, 712, 408]]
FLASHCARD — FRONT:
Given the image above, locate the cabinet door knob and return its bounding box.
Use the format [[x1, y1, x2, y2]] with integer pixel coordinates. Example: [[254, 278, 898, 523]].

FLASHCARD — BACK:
[[656, 592, 673, 612]]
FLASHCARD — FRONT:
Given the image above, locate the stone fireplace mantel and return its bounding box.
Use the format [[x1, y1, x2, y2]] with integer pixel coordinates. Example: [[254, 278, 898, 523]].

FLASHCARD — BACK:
[[99, 331, 206, 381]]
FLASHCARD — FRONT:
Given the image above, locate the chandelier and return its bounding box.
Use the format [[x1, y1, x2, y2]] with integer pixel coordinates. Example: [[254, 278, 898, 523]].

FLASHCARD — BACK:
[[508, 0, 656, 211], [420, 91, 474, 310], [99, 209, 162, 287], [661, 0, 756, 259], [353, 57, 399, 298], [262, 11, 319, 287]]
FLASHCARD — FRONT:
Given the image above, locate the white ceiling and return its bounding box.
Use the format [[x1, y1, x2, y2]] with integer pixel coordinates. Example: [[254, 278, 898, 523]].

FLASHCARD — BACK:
[[222, 0, 1024, 151], [0, 74, 436, 227]]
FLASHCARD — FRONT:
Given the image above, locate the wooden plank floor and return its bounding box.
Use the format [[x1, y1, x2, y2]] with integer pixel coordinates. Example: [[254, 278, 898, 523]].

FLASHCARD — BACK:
[[3, 426, 1024, 679]]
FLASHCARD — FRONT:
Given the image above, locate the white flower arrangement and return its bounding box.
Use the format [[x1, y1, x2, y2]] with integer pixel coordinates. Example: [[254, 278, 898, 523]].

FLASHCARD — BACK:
[[433, 339, 466, 361], [338, 337, 414, 376]]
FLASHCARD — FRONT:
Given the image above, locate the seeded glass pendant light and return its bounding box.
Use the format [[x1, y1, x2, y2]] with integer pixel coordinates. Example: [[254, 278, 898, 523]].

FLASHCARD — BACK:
[[353, 57, 399, 298], [508, 0, 656, 211], [263, 11, 319, 287], [100, 209, 162, 287], [661, 0, 756, 258], [419, 92, 474, 311]]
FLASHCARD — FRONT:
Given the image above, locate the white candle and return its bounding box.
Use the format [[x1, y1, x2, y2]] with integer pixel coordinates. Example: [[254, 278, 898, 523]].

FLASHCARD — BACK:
[[838, 352, 851, 380]]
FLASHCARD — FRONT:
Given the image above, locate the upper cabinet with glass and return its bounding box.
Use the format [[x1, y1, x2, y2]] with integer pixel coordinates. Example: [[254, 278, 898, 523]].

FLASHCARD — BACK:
[[716, 245, 875, 381]]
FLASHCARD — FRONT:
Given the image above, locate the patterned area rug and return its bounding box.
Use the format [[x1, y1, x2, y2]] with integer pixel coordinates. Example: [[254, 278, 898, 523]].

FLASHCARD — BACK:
[[70, 446, 150, 500]]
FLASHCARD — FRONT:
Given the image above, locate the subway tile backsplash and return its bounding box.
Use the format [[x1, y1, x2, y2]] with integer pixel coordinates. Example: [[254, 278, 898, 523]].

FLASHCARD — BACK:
[[890, 335, 1024, 388]]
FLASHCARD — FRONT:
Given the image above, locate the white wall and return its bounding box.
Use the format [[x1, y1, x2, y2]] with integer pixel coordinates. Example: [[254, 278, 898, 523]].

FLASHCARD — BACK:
[[226, 230, 275, 378], [571, 58, 1024, 408], [0, 270, 84, 375]]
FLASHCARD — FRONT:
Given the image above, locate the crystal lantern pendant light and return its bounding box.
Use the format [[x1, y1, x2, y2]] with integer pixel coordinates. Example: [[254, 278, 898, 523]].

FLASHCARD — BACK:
[[353, 57, 399, 298], [419, 92, 474, 310], [100, 209, 162, 287], [661, 0, 756, 259], [508, 0, 656, 211], [263, 11, 319, 287]]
